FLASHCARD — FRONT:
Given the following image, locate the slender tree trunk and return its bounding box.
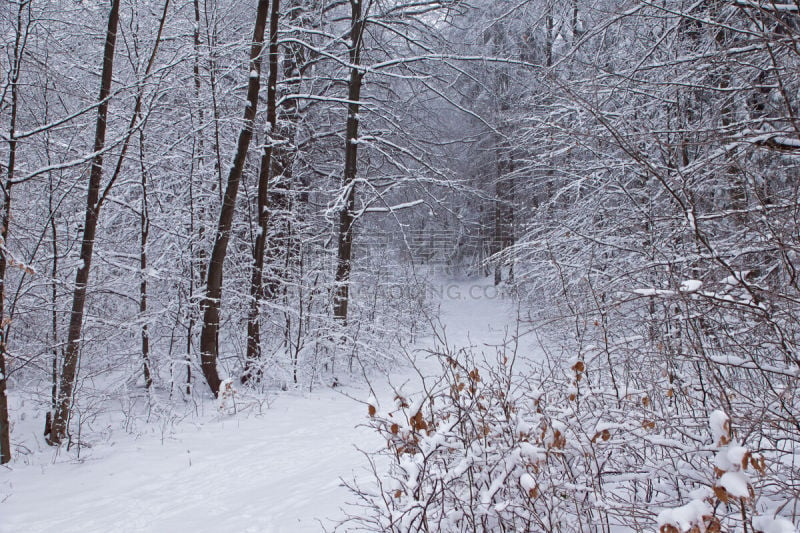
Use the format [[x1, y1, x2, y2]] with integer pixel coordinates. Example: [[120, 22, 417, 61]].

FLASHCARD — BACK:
[[571, 0, 580, 44], [48, 0, 121, 445], [0, 88, 15, 464], [0, 280, 9, 463], [185, 0, 208, 396], [243, 0, 281, 384], [0, 0, 28, 465], [139, 129, 152, 389], [333, 0, 365, 323], [493, 158, 515, 286], [263, 1, 303, 303], [0, 167, 11, 462], [545, 9, 554, 68], [48, 195, 58, 434], [200, 0, 271, 396], [45, 82, 60, 437], [203, 3, 225, 201]]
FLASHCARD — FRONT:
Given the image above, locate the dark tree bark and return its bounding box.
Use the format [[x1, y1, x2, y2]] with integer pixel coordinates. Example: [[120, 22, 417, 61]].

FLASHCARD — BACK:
[[46, 170, 59, 438], [48, 0, 121, 445], [493, 159, 515, 286], [48, 0, 169, 443], [333, 0, 365, 323], [41, 69, 60, 440], [243, 0, 281, 384], [0, 14, 19, 463], [0, 0, 34, 465], [200, 0, 271, 396], [261, 1, 305, 366], [139, 128, 152, 390], [185, 0, 208, 396]]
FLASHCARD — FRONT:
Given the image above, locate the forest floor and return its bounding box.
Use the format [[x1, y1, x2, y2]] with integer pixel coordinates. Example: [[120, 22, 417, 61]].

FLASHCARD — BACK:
[[0, 278, 525, 533]]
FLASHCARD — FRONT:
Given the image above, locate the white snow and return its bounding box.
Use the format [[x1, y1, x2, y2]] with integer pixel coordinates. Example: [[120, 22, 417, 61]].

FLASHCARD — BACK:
[[719, 471, 751, 498], [656, 498, 712, 532], [1, 391, 381, 533], [0, 277, 522, 532], [519, 472, 536, 492], [710, 409, 730, 445], [716, 443, 748, 472], [633, 288, 676, 297], [680, 279, 702, 292], [752, 515, 798, 533]]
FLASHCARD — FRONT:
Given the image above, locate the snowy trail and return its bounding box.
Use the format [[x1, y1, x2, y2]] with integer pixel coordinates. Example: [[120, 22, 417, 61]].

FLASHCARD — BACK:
[[0, 279, 516, 533]]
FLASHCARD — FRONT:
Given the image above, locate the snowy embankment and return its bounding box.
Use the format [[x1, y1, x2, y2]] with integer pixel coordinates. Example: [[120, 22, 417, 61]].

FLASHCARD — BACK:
[[0, 279, 520, 533]]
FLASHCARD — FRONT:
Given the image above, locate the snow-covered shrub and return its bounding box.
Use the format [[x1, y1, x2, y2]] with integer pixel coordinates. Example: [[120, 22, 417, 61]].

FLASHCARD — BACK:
[[344, 339, 677, 531], [343, 345, 575, 531], [345, 326, 800, 533], [656, 408, 799, 533]]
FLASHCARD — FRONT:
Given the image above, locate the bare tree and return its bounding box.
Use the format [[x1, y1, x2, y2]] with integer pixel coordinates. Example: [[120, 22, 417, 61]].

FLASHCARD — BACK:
[[199, 0, 271, 396], [243, 0, 281, 384], [47, 0, 122, 446], [49, 0, 170, 443], [0, 0, 33, 465], [332, 0, 366, 324]]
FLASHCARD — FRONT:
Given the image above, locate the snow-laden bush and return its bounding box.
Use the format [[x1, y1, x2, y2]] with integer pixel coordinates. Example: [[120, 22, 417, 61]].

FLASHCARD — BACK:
[[344, 335, 799, 532]]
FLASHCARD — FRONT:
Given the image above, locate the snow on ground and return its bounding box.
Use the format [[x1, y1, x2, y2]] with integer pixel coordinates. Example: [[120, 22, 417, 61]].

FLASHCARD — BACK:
[[0, 278, 524, 533]]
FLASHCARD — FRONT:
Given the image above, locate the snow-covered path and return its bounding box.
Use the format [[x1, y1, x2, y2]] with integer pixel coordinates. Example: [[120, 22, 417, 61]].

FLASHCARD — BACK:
[[0, 279, 517, 533]]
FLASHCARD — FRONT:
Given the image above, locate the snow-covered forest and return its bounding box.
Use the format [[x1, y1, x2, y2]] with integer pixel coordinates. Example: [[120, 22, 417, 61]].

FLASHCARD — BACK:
[[2, 0, 800, 531]]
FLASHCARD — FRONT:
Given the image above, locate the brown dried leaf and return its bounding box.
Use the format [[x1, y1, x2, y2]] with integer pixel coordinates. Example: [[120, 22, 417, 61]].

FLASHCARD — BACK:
[[741, 451, 751, 470], [706, 516, 721, 533]]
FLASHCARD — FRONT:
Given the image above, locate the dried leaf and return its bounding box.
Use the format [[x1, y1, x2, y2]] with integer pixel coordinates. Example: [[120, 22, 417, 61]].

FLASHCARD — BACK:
[[706, 516, 721, 533]]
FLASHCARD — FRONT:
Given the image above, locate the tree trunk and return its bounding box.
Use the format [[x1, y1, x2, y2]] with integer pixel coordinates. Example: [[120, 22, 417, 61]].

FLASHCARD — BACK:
[[262, 0, 304, 317], [200, 0, 271, 396], [46, 114, 60, 439], [0, 173, 12, 464], [333, 0, 365, 323], [0, 0, 29, 465], [185, 0, 208, 396], [243, 0, 281, 384], [139, 129, 152, 389], [48, 0, 121, 445]]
